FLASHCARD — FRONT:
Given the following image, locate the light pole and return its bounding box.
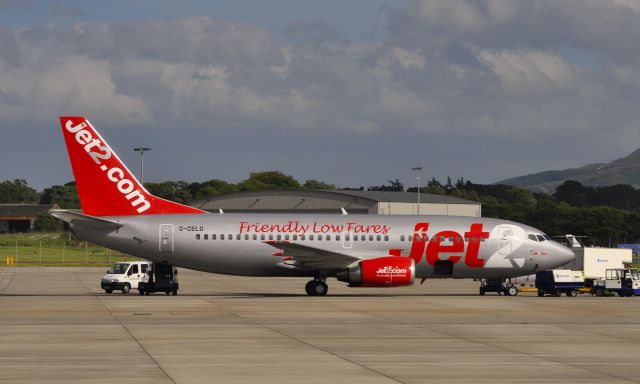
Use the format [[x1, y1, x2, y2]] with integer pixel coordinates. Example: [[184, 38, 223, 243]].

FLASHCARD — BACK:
[[133, 144, 152, 185], [411, 165, 422, 215]]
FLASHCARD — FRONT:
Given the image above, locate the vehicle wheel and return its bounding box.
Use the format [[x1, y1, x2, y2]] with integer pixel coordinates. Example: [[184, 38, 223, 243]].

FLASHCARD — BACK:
[[121, 284, 130, 294], [313, 282, 328, 296], [165, 291, 170, 295], [479, 288, 485, 296], [171, 289, 178, 296], [138, 289, 144, 295], [537, 290, 544, 297], [507, 286, 519, 296], [554, 290, 562, 297], [145, 291, 150, 295], [595, 287, 604, 297], [305, 280, 315, 296], [105, 289, 113, 294], [567, 289, 578, 297], [618, 291, 626, 297]]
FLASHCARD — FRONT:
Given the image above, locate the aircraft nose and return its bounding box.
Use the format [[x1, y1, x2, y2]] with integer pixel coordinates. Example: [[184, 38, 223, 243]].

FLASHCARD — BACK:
[[555, 243, 575, 264]]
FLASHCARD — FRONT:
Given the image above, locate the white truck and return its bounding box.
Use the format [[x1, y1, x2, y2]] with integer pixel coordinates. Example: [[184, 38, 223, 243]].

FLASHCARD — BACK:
[[593, 268, 640, 297], [101, 261, 151, 294]]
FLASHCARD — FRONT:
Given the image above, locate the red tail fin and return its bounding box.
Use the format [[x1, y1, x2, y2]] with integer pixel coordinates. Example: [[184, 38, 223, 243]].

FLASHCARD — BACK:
[[60, 116, 206, 216]]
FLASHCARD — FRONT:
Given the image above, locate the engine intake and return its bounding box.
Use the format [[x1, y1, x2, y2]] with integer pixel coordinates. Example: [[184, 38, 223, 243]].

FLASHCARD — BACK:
[[337, 256, 415, 287]]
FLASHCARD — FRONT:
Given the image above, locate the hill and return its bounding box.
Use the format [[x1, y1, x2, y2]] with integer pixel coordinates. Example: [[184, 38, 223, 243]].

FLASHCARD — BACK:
[[498, 148, 640, 194]]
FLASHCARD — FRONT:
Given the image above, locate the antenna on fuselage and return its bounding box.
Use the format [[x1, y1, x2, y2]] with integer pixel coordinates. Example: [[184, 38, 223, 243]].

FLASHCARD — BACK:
[[341, 207, 348, 215], [219, 209, 224, 215]]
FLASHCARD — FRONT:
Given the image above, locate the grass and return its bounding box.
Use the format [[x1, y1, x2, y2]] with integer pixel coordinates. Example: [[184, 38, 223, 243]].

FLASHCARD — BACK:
[[0, 232, 140, 267]]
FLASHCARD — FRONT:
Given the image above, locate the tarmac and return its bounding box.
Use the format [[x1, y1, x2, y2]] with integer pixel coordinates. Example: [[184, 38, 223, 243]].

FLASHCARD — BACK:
[[1, 267, 639, 384]]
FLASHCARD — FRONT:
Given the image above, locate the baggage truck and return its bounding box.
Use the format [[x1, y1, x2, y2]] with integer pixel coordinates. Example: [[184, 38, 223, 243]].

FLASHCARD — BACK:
[[138, 263, 179, 295], [535, 270, 584, 297]]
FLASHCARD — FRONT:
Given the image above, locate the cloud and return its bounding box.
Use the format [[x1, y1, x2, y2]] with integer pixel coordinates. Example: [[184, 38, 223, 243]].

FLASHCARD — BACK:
[[2, 1, 640, 189]]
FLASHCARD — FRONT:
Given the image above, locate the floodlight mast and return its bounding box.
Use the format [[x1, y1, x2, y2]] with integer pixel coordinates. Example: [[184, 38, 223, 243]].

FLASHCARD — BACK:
[[133, 144, 152, 185], [411, 165, 423, 215]]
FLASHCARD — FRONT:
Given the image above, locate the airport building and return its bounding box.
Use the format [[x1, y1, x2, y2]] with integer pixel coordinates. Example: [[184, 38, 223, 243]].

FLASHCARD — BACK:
[[0, 204, 56, 233], [190, 190, 481, 217]]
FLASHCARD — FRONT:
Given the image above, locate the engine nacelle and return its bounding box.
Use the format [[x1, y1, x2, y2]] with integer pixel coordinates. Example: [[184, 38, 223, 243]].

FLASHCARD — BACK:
[[337, 256, 415, 287]]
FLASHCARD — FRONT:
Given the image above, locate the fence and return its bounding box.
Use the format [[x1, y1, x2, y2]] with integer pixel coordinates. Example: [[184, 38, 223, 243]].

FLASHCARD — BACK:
[[0, 234, 139, 267]]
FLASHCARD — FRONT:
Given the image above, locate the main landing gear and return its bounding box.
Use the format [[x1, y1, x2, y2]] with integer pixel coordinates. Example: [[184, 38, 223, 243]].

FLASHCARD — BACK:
[[305, 275, 328, 296]]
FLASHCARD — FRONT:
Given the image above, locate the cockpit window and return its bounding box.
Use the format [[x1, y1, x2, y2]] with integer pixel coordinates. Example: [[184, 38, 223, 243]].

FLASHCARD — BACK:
[[536, 235, 546, 242], [528, 234, 538, 241], [543, 235, 552, 241]]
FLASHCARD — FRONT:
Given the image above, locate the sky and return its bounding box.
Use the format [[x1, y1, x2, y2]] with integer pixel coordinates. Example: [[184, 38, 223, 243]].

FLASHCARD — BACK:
[[1, 0, 640, 191]]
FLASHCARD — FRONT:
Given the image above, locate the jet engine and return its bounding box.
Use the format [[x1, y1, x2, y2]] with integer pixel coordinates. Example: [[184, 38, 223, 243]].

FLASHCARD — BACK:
[[337, 256, 415, 287]]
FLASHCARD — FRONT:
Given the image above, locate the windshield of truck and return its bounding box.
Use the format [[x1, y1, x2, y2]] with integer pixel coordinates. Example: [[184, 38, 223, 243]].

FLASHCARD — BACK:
[[631, 269, 640, 280], [109, 263, 129, 274]]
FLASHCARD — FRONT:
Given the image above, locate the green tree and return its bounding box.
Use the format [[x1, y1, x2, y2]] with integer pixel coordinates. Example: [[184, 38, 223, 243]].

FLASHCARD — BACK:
[[144, 181, 193, 203], [40, 183, 81, 209], [190, 179, 240, 199], [302, 180, 336, 190], [0, 179, 38, 203], [238, 171, 301, 190], [34, 213, 62, 231]]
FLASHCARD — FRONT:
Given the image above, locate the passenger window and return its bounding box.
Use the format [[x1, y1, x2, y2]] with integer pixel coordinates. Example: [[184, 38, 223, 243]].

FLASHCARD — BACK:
[[236, 234, 241, 240], [384, 235, 389, 241], [277, 234, 282, 241], [336, 235, 341, 241], [131, 264, 138, 274], [361, 235, 366, 241], [220, 234, 224, 241], [353, 236, 358, 241], [293, 235, 298, 240], [228, 234, 232, 240], [261, 234, 265, 240], [196, 234, 200, 240], [345, 235, 350, 241], [309, 235, 314, 240], [369, 235, 373, 241], [408, 235, 413, 242], [376, 235, 381, 241], [212, 234, 217, 240], [326, 235, 330, 241], [204, 234, 208, 240], [285, 234, 290, 241], [301, 235, 306, 240], [253, 234, 257, 240], [245, 234, 249, 240], [318, 235, 322, 241], [141, 265, 147, 273], [269, 234, 273, 240], [400, 235, 405, 241]]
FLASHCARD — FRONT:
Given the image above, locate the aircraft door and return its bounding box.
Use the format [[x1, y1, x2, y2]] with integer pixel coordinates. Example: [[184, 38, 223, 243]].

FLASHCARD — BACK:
[[159, 224, 174, 253], [341, 231, 353, 249], [498, 226, 514, 256]]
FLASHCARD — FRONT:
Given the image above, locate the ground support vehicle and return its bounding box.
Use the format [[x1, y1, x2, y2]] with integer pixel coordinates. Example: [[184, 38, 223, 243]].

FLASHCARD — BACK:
[[479, 279, 519, 296], [101, 261, 151, 294], [138, 263, 179, 295], [593, 268, 640, 297], [535, 270, 584, 297]]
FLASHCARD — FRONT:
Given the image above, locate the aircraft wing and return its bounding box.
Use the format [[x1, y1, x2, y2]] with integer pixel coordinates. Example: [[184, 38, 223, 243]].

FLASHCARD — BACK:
[[265, 241, 361, 270], [50, 209, 123, 231]]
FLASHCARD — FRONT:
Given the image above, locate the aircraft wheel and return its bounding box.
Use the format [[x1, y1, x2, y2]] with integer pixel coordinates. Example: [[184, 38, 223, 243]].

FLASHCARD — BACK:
[[305, 280, 315, 296], [314, 282, 328, 296], [121, 284, 131, 294], [507, 286, 519, 296]]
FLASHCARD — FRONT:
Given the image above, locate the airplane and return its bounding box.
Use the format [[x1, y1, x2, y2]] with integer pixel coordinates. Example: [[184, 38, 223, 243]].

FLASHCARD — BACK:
[[52, 116, 575, 296]]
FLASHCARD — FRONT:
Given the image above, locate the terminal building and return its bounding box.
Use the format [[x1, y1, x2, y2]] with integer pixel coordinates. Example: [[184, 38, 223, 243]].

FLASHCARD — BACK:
[[190, 190, 481, 217]]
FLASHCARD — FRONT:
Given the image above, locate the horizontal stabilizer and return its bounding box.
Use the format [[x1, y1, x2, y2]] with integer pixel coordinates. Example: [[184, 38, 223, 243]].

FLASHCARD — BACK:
[[50, 209, 123, 231]]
